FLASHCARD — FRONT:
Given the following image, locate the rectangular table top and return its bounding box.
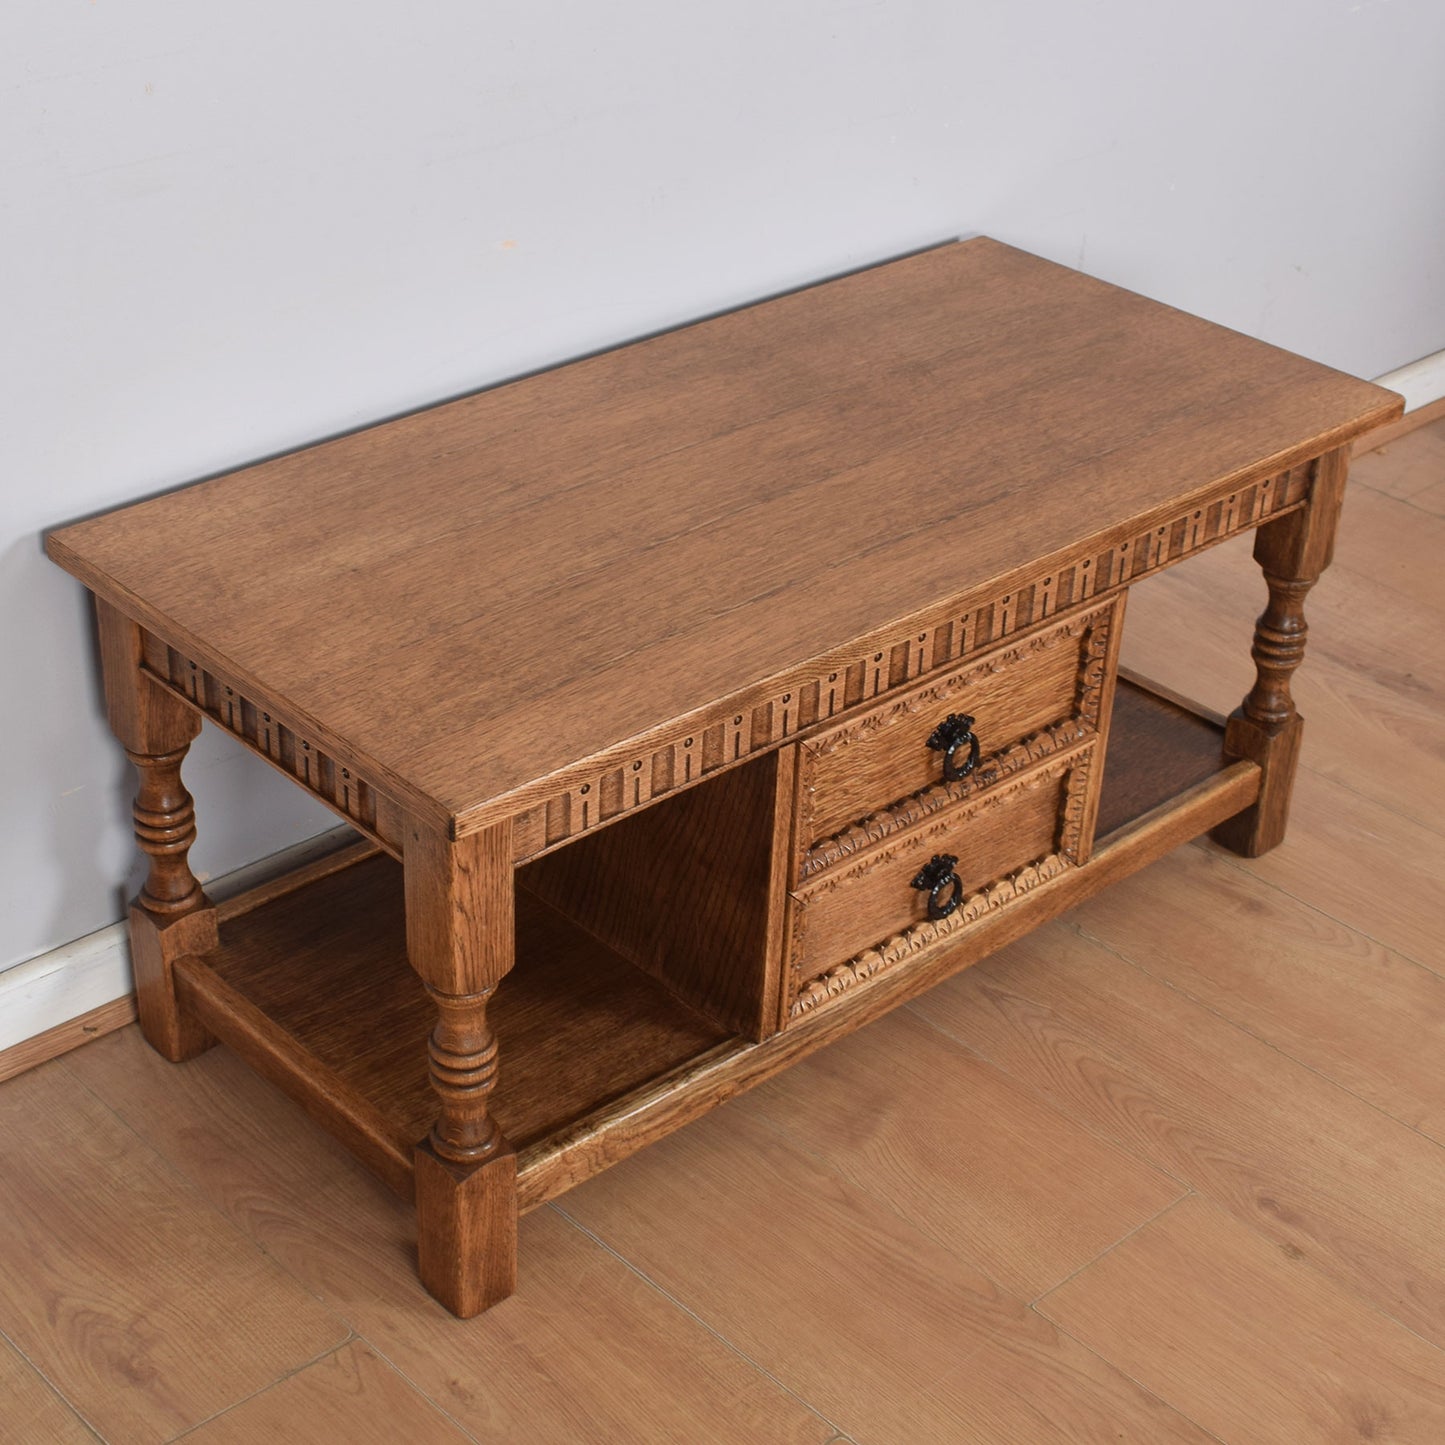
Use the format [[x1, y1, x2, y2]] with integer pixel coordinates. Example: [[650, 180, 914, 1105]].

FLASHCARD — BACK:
[[48, 238, 1400, 834]]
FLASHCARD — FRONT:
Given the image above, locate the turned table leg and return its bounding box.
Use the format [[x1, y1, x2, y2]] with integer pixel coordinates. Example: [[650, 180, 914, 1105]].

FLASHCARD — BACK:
[[1213, 447, 1349, 857], [403, 819, 518, 1317], [96, 600, 218, 1060]]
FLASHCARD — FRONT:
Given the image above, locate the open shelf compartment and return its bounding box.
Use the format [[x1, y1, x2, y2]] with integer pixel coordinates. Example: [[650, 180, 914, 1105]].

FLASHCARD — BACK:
[[176, 845, 741, 1205], [1095, 673, 1256, 843]]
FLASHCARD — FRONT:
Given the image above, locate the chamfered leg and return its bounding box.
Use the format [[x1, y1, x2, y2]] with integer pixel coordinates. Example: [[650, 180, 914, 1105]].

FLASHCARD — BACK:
[[1213, 447, 1349, 857], [403, 818, 518, 1317], [96, 599, 218, 1061]]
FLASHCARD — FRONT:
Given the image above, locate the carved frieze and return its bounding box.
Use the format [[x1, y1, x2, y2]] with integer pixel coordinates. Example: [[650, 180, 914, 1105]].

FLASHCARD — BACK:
[[509, 463, 1309, 861], [142, 640, 404, 856]]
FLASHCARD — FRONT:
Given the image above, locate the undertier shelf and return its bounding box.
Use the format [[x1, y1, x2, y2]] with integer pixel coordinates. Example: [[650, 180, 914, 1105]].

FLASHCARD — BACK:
[[175, 672, 1257, 1213], [181, 852, 735, 1197], [1096, 677, 1241, 840]]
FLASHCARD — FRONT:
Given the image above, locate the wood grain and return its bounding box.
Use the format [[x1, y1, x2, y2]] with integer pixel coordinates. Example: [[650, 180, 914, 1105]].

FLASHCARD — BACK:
[[1072, 842, 1445, 1143], [522, 749, 791, 1040], [0, 1335, 95, 1445], [129, 901, 218, 1062], [61, 1030, 836, 1445], [1124, 525, 1445, 836], [1213, 446, 1347, 855], [1350, 392, 1445, 453], [1349, 408, 1445, 500], [174, 949, 417, 1196], [0, 1061, 346, 1441], [1217, 765, 1445, 972], [35, 239, 1406, 1333], [1040, 1195, 1445, 1445], [515, 758, 1258, 1211], [561, 1103, 1211, 1444], [47, 239, 1399, 832], [414, 1138, 517, 1318], [1094, 679, 1229, 838], [402, 820, 519, 1312], [787, 751, 1079, 989], [797, 603, 1110, 850], [193, 855, 730, 1160], [911, 925, 1445, 1348], [186, 1341, 472, 1444], [94, 597, 197, 758], [161, 717, 1238, 1225], [0, 995, 136, 1086], [11, 407, 1434, 1439], [1332, 474, 1445, 610], [425, 457, 1308, 844], [737, 1006, 1183, 1298], [403, 819, 514, 998]]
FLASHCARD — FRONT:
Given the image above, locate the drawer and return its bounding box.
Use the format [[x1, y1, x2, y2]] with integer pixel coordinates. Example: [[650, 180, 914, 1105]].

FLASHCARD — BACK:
[[797, 599, 1118, 877], [786, 745, 1094, 1016]]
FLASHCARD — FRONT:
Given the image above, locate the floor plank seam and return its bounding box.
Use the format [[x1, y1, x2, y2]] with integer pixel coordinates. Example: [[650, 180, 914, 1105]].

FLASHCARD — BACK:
[[546, 1200, 851, 1442], [1046, 1189, 1445, 1401], [1068, 916, 1445, 1155], [1191, 831, 1445, 986], [732, 1090, 1071, 1309], [903, 1000, 1197, 1197], [1354, 478, 1445, 518], [1330, 552, 1445, 619], [1208, 752, 1444, 855], [55, 1046, 365, 1328], [164, 1333, 359, 1442], [1354, 472, 1430, 500], [912, 916, 1445, 1381], [1026, 1191, 1194, 1309], [735, 1060, 1194, 1344], [348, 1336, 485, 1445], [1028, 1314, 1231, 1445], [1305, 612, 1445, 711], [0, 1322, 107, 1444]]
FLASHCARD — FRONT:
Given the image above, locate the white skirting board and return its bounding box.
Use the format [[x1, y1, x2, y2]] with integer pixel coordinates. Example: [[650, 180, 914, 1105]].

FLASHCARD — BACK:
[[0, 826, 360, 1055], [5, 351, 1444, 1057], [1375, 347, 1445, 413], [0, 922, 133, 1055]]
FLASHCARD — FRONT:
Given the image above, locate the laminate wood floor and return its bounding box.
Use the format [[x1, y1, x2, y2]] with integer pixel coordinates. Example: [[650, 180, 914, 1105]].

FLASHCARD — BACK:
[[3, 421, 1441, 1444]]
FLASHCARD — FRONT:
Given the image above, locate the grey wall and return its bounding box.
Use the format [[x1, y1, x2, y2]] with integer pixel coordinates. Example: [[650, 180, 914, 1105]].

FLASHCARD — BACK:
[[5, 1, 1443, 971]]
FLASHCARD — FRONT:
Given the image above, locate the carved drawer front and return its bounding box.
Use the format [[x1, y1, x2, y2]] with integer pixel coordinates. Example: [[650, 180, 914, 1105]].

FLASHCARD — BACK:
[[786, 744, 1094, 1018], [797, 600, 1117, 880]]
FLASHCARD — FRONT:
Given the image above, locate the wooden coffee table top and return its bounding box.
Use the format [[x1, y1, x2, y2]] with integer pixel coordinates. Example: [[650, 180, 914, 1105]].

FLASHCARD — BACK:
[[48, 238, 1399, 832]]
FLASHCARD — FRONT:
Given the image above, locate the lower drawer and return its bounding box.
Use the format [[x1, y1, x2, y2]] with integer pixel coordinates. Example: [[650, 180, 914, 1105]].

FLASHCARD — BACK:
[[785, 745, 1094, 1016]]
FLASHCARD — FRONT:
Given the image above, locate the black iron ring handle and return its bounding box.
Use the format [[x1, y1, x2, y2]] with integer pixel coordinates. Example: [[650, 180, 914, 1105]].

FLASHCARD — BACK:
[[926, 713, 980, 783], [911, 853, 962, 921]]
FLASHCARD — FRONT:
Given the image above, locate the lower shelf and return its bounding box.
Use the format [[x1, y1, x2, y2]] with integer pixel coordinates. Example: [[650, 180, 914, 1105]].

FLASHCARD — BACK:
[[1096, 676, 1235, 840], [171, 670, 1260, 1214], [178, 850, 734, 1199]]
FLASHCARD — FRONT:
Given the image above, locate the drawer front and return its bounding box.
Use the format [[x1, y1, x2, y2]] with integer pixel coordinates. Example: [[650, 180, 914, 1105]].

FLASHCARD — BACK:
[[797, 600, 1117, 876], [786, 745, 1094, 1017]]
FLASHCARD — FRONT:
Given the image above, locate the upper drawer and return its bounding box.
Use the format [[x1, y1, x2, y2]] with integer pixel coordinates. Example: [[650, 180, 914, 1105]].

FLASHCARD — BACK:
[[797, 598, 1118, 873]]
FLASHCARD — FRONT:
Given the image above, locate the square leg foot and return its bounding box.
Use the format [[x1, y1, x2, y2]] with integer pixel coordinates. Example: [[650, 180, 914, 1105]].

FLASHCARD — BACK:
[[415, 1139, 518, 1317], [129, 902, 218, 1062], [1211, 712, 1305, 858]]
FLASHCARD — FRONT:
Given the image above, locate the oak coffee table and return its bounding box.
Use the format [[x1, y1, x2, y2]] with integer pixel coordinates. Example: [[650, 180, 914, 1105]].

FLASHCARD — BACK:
[[47, 239, 1401, 1316]]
